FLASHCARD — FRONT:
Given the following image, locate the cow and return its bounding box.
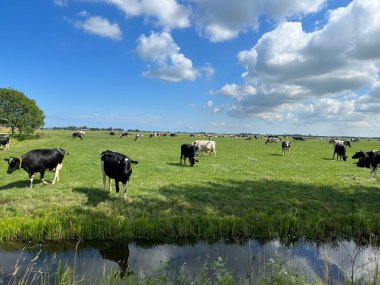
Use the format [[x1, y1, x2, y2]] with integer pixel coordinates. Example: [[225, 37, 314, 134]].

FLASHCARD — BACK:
[[72, 131, 85, 140], [101, 150, 138, 199], [333, 144, 347, 161], [110, 131, 115, 136], [149, 133, 158, 138], [4, 148, 66, 188], [192, 140, 216, 156], [352, 150, 380, 178], [134, 133, 141, 141], [265, 137, 281, 144], [293, 136, 305, 141], [330, 139, 351, 148], [120, 132, 129, 138], [0, 135, 10, 150], [170, 133, 177, 137], [180, 144, 199, 167], [282, 141, 291, 156]]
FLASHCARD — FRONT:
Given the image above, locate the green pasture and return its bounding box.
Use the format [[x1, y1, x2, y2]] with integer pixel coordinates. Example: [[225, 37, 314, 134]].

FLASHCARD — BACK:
[[0, 130, 379, 242]]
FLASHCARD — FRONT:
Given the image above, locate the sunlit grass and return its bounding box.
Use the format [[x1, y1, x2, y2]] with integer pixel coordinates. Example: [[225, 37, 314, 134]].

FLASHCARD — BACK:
[[0, 130, 379, 242]]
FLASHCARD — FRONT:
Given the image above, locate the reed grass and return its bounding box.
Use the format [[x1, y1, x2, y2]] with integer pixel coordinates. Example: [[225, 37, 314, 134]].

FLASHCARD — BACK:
[[0, 130, 379, 243]]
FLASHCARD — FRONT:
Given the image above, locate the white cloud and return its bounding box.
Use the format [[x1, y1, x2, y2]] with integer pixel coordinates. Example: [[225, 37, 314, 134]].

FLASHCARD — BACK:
[[98, 0, 191, 29], [72, 16, 123, 41], [213, 0, 380, 127], [136, 30, 199, 81], [192, 0, 325, 42], [54, 0, 68, 7]]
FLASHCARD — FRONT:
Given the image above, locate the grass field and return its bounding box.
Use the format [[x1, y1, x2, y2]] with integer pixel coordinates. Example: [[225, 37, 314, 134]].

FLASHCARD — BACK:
[[0, 130, 379, 242]]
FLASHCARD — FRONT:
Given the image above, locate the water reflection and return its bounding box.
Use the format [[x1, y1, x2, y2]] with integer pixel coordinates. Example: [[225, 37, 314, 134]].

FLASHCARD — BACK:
[[0, 239, 378, 284]]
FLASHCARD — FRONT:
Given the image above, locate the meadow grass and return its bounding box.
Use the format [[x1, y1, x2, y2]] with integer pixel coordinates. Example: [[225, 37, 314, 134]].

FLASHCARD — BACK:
[[0, 130, 379, 242]]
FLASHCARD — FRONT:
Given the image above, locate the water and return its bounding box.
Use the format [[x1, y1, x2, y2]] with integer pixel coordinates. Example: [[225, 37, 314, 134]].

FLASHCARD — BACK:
[[0, 239, 379, 284]]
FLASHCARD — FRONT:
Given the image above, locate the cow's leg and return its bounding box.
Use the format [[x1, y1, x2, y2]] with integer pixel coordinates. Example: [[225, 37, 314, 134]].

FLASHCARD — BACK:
[[180, 154, 183, 164], [29, 174, 35, 188], [101, 161, 107, 191], [115, 180, 120, 198], [52, 163, 62, 184], [371, 165, 377, 179], [123, 181, 128, 200], [41, 171, 49, 185]]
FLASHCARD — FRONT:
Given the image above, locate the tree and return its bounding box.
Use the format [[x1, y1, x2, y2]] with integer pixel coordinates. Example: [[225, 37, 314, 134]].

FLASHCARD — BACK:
[[0, 88, 45, 135]]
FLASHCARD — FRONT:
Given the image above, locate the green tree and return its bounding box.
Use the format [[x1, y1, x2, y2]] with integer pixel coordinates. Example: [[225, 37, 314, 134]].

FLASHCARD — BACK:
[[0, 88, 45, 135]]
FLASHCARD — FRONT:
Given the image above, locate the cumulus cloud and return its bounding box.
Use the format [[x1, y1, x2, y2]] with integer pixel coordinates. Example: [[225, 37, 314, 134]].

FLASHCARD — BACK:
[[136, 30, 199, 81], [95, 0, 191, 29], [54, 0, 68, 7], [70, 15, 123, 40], [192, 0, 325, 42], [213, 0, 380, 126]]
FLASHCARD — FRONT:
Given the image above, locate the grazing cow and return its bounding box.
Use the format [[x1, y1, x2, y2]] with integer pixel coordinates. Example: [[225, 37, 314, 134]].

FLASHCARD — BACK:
[[265, 137, 281, 144], [170, 133, 177, 137], [333, 144, 347, 161], [282, 141, 291, 156], [352, 150, 380, 178], [110, 131, 115, 136], [0, 135, 10, 150], [72, 131, 85, 140], [192, 140, 216, 156], [351, 138, 360, 143], [101, 150, 138, 199], [4, 148, 66, 188], [293, 136, 305, 141], [120, 132, 129, 138], [149, 133, 158, 138], [134, 133, 141, 141], [180, 144, 199, 167]]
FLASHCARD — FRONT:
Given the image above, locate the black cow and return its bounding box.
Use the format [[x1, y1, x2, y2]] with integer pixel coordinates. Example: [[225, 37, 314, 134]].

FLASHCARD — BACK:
[[282, 141, 291, 156], [101, 150, 138, 199], [352, 150, 380, 178], [110, 131, 115, 136], [72, 132, 85, 140], [4, 148, 66, 188], [170, 133, 177, 137], [180, 144, 199, 167], [120, 132, 129, 138], [333, 144, 347, 161], [0, 135, 10, 150]]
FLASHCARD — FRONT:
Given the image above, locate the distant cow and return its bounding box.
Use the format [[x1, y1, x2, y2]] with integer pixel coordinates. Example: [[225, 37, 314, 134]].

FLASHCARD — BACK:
[[352, 150, 380, 178], [282, 141, 291, 156], [170, 133, 177, 137], [110, 131, 115, 136], [192, 140, 216, 156], [134, 133, 141, 141], [120, 132, 129, 138], [333, 144, 347, 161], [293, 136, 305, 141], [101, 150, 138, 199], [72, 131, 85, 140], [0, 135, 10, 150], [330, 139, 351, 148], [180, 144, 199, 167], [265, 137, 281, 144], [4, 148, 66, 188]]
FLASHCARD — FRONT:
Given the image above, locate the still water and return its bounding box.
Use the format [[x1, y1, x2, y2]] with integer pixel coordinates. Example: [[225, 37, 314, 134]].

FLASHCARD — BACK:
[[0, 239, 379, 284]]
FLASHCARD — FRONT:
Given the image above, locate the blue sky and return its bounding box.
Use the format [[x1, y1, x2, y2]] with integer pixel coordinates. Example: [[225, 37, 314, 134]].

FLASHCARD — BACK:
[[1, 0, 379, 136]]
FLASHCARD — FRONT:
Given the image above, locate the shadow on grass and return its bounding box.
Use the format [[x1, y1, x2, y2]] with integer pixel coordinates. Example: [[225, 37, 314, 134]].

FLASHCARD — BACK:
[[166, 162, 192, 167], [269, 153, 283, 156], [73, 187, 110, 206], [0, 180, 30, 190]]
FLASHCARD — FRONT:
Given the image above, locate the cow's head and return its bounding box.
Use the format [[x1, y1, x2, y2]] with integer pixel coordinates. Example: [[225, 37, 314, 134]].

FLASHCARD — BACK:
[[352, 151, 365, 160], [4, 157, 21, 174], [189, 157, 199, 167], [342, 155, 348, 161]]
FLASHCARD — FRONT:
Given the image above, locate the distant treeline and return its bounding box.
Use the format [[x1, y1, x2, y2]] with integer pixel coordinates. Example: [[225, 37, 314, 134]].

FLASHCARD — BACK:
[[43, 126, 140, 132]]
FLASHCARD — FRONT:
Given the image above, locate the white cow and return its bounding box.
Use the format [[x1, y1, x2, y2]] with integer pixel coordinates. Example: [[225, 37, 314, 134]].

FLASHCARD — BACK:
[[192, 140, 216, 156]]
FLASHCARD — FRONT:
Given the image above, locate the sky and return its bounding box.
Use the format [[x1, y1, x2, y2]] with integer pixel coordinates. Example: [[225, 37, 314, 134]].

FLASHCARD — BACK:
[[0, 0, 379, 136]]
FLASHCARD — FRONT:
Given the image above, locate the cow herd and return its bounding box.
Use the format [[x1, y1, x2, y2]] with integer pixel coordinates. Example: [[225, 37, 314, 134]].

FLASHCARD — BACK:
[[1, 133, 379, 200]]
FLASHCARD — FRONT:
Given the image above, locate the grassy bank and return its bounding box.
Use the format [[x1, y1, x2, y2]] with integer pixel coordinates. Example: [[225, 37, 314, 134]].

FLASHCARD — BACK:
[[0, 130, 379, 242]]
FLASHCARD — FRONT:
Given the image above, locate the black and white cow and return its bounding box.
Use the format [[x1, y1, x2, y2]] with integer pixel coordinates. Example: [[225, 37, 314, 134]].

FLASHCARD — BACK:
[[101, 150, 138, 199], [120, 132, 129, 138], [352, 150, 380, 178], [282, 141, 291, 156], [72, 131, 85, 140], [180, 144, 199, 167], [4, 148, 66, 188], [330, 139, 351, 148], [333, 144, 347, 161], [0, 135, 10, 150]]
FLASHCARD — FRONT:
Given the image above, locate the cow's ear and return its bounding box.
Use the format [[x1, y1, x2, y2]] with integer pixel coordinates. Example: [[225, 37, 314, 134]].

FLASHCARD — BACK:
[[4, 159, 9, 162]]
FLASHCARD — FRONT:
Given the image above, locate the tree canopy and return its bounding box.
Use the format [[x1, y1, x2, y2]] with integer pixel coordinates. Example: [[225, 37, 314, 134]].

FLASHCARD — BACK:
[[0, 88, 45, 135]]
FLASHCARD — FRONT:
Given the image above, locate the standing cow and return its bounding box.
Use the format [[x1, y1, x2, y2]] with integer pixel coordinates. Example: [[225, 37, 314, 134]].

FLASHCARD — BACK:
[[101, 150, 138, 199], [352, 150, 380, 178], [333, 144, 347, 161], [4, 148, 66, 188], [0, 135, 10, 150], [282, 141, 291, 156], [180, 144, 199, 167], [72, 132, 85, 140]]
